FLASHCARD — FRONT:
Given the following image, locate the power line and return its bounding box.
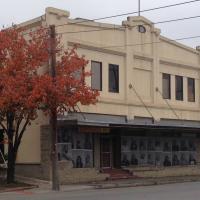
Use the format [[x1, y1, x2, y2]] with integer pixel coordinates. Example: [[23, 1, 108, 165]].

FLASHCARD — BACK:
[[23, 15, 200, 50], [155, 15, 200, 25], [57, 14, 200, 35], [22, 0, 200, 36], [56, 0, 200, 27]]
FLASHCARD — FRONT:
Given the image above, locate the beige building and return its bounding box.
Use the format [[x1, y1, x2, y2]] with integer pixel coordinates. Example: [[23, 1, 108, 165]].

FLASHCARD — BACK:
[[2, 7, 200, 183]]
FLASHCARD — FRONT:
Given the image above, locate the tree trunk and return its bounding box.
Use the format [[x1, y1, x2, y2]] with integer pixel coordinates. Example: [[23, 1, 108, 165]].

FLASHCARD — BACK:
[[6, 112, 15, 184], [7, 146, 16, 183]]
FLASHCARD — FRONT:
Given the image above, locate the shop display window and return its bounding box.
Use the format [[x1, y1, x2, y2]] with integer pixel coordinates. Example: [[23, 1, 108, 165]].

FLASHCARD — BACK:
[[121, 136, 196, 167], [57, 128, 94, 168]]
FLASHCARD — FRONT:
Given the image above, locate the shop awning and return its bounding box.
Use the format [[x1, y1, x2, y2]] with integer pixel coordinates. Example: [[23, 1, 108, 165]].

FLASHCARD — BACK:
[[58, 113, 200, 132]]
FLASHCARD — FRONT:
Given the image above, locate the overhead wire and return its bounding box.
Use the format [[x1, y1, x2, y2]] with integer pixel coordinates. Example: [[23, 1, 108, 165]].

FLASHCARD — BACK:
[[56, 0, 200, 27], [21, 0, 200, 36], [57, 15, 200, 35]]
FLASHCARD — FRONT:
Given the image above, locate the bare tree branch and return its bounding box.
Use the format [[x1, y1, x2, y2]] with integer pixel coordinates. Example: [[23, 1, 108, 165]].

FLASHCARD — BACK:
[[14, 116, 30, 150], [14, 113, 24, 148], [0, 121, 7, 134]]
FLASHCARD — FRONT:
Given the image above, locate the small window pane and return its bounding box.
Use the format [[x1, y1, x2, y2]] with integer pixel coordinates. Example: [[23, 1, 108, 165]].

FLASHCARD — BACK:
[[175, 76, 183, 101], [162, 73, 171, 99], [109, 64, 119, 93], [91, 61, 102, 91], [188, 78, 195, 102], [73, 67, 84, 82]]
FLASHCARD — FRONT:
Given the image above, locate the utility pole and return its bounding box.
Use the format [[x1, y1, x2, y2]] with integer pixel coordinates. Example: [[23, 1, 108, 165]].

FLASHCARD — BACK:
[[138, 0, 141, 16], [49, 25, 60, 191]]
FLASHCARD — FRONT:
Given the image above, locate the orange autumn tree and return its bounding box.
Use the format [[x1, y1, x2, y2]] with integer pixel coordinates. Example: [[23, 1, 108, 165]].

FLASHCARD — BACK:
[[0, 26, 99, 184], [0, 27, 49, 183], [33, 47, 99, 113]]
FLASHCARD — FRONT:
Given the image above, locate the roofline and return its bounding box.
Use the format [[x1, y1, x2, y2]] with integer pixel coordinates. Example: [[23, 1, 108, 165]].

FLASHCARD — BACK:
[[12, 7, 199, 54], [17, 15, 45, 29], [160, 35, 198, 54], [67, 18, 124, 30]]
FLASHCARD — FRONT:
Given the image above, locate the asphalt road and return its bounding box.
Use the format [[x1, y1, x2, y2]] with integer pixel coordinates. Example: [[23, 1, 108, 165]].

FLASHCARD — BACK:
[[1, 182, 200, 200]]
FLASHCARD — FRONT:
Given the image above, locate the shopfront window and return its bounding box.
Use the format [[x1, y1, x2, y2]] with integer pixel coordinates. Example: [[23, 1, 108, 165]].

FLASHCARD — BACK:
[[121, 136, 196, 167], [57, 127, 94, 168]]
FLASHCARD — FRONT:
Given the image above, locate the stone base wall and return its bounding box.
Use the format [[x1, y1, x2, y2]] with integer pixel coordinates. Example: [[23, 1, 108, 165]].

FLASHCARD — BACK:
[[15, 164, 44, 180], [126, 165, 200, 178], [58, 161, 108, 184], [15, 162, 107, 184]]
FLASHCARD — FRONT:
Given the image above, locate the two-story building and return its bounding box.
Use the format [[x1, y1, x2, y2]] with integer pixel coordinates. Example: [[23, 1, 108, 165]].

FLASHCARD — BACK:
[[5, 7, 200, 183]]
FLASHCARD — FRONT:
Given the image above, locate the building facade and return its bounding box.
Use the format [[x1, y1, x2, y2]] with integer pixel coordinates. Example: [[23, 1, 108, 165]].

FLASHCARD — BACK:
[[8, 7, 200, 183]]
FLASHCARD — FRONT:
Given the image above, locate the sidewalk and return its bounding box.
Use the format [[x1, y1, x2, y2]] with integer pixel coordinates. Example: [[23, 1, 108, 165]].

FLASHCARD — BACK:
[[1, 175, 200, 193], [17, 175, 200, 191], [91, 176, 200, 189]]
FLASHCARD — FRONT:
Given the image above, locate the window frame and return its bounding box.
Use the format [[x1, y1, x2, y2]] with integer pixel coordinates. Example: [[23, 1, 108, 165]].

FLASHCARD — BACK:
[[175, 75, 183, 101], [91, 61, 102, 91], [187, 77, 195, 102], [108, 64, 119, 93], [162, 73, 171, 99]]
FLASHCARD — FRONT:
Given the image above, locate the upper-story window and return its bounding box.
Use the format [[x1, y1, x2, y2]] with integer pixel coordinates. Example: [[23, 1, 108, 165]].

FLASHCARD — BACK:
[[188, 78, 195, 102], [162, 73, 171, 99], [175, 76, 183, 101], [91, 61, 102, 91], [109, 64, 119, 93], [73, 67, 84, 83]]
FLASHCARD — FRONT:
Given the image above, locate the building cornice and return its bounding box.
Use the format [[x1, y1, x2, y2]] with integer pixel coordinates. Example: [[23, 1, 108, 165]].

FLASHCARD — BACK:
[[160, 57, 200, 70], [133, 52, 154, 62], [68, 41, 126, 56], [98, 98, 200, 113]]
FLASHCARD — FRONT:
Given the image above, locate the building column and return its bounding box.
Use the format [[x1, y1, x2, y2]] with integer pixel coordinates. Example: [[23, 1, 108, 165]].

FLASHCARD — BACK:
[[152, 28, 161, 106], [94, 133, 100, 169]]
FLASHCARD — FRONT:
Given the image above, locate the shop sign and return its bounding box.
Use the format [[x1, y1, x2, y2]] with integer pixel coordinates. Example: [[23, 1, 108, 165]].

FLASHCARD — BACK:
[[79, 126, 110, 133]]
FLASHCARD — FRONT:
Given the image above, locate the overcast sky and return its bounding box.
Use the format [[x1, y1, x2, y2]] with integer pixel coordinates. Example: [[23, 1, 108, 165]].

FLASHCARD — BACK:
[[1, 0, 200, 48]]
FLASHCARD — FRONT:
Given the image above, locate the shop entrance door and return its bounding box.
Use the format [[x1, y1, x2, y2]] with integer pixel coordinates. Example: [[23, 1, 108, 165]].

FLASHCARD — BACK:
[[100, 136, 112, 168]]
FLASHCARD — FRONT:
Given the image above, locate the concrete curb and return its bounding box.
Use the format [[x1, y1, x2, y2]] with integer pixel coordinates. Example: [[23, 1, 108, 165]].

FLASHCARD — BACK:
[[0, 185, 38, 193], [61, 185, 95, 192], [94, 178, 200, 189]]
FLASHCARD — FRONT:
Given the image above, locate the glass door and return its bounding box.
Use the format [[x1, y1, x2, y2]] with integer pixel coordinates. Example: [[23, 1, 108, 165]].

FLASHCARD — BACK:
[[100, 136, 112, 168]]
